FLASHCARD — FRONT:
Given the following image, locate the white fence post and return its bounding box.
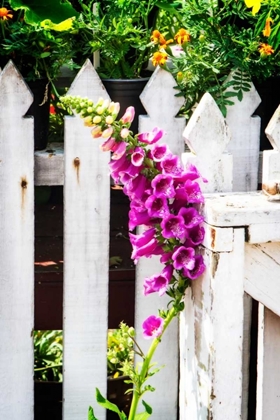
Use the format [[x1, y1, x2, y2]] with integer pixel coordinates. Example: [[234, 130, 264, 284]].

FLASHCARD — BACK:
[[180, 93, 247, 420], [225, 72, 261, 192], [0, 61, 34, 420], [139, 66, 186, 156], [63, 60, 111, 420]]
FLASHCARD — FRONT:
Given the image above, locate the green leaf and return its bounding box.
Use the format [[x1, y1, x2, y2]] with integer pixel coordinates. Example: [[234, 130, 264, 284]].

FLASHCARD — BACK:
[[95, 388, 127, 420], [88, 406, 98, 420], [142, 400, 152, 415], [135, 412, 151, 420], [8, 0, 79, 25]]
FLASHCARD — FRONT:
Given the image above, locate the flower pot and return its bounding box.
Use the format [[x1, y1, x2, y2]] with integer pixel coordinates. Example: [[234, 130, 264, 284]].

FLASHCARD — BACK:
[[26, 79, 51, 151], [107, 375, 132, 419], [253, 76, 280, 151], [102, 78, 149, 134]]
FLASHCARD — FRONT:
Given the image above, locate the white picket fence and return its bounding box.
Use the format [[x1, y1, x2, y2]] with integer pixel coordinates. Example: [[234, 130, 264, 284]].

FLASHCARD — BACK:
[[0, 59, 280, 420]]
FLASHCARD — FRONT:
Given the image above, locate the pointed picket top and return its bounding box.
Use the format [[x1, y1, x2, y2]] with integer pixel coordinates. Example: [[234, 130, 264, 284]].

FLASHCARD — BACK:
[[0, 60, 33, 115], [182, 92, 233, 192], [140, 66, 185, 119], [67, 59, 110, 101], [225, 71, 262, 191], [262, 105, 280, 199], [139, 67, 186, 156], [265, 105, 280, 151]]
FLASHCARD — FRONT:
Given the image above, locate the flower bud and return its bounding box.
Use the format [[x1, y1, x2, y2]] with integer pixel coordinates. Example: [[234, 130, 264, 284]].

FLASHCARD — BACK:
[[83, 116, 94, 127], [120, 106, 135, 124], [91, 125, 102, 138], [106, 115, 114, 125], [102, 126, 113, 138], [93, 115, 102, 124], [120, 128, 130, 139]]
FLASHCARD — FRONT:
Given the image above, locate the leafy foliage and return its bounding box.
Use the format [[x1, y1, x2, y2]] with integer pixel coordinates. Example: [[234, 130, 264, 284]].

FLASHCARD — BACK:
[[34, 330, 63, 382], [150, 0, 280, 118], [71, 0, 183, 78]]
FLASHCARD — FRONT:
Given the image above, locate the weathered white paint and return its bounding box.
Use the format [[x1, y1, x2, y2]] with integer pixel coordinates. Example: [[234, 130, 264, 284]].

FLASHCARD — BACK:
[[135, 256, 179, 420], [203, 191, 280, 228], [202, 223, 233, 252], [0, 61, 34, 419], [63, 61, 111, 420], [182, 92, 233, 193], [225, 73, 261, 192], [183, 229, 245, 419], [257, 304, 280, 420], [245, 243, 280, 317], [262, 105, 280, 197], [179, 288, 199, 420], [139, 66, 186, 157], [35, 142, 64, 185]]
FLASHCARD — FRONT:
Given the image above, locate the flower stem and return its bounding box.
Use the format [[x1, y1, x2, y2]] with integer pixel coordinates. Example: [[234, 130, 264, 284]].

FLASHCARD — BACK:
[[127, 306, 177, 420]]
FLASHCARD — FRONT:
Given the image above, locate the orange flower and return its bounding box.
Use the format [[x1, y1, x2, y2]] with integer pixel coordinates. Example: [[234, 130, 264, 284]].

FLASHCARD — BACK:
[[259, 42, 274, 56], [174, 29, 191, 45], [151, 30, 173, 48], [263, 17, 273, 37], [152, 51, 168, 67], [0, 7, 13, 20]]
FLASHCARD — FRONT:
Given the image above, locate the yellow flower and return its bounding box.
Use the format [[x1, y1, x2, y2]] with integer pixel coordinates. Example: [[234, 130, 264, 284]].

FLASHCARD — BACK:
[[263, 17, 273, 37], [174, 29, 191, 45], [259, 42, 274, 56], [152, 51, 168, 67], [0, 7, 13, 20], [244, 0, 261, 15]]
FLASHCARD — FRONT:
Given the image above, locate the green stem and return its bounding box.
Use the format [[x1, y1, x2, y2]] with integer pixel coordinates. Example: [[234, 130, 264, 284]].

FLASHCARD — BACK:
[[127, 307, 177, 420], [34, 363, 63, 372]]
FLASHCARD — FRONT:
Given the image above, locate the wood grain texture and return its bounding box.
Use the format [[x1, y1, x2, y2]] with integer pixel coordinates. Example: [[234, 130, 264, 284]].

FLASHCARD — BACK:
[[257, 305, 280, 420], [139, 66, 186, 157], [63, 61, 110, 420], [245, 243, 280, 316], [225, 72, 261, 192], [182, 93, 233, 193], [0, 61, 34, 419]]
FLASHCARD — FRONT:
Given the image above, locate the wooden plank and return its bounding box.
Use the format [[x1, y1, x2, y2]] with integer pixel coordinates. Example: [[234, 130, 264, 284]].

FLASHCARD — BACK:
[[0, 61, 34, 419], [225, 73, 261, 192], [202, 223, 233, 252], [139, 67, 186, 157], [35, 143, 64, 186], [186, 228, 245, 419], [135, 256, 179, 420], [256, 305, 280, 420], [63, 60, 111, 420], [245, 243, 280, 317], [203, 191, 280, 228], [182, 92, 233, 193]]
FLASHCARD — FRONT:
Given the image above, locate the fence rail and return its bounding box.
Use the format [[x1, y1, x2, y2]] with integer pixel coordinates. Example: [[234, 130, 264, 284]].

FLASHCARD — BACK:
[[0, 59, 280, 420]]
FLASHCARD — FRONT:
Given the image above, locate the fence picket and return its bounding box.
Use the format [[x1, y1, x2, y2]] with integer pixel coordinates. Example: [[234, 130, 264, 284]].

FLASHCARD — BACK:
[[182, 92, 233, 193], [63, 61, 111, 420], [257, 305, 280, 420], [139, 67, 186, 156], [225, 72, 261, 192], [0, 61, 34, 420]]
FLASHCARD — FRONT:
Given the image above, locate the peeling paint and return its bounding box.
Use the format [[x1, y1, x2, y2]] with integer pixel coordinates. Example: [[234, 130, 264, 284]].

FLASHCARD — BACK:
[[211, 253, 220, 277], [21, 177, 28, 209], [211, 228, 216, 249], [73, 157, 80, 183]]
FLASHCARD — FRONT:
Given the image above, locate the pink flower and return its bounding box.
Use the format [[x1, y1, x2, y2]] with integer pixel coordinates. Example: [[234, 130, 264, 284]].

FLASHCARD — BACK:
[[120, 106, 135, 124], [172, 246, 195, 270], [182, 255, 206, 280], [142, 315, 164, 339], [143, 265, 173, 296], [111, 142, 127, 160], [138, 127, 164, 144], [131, 147, 145, 167]]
